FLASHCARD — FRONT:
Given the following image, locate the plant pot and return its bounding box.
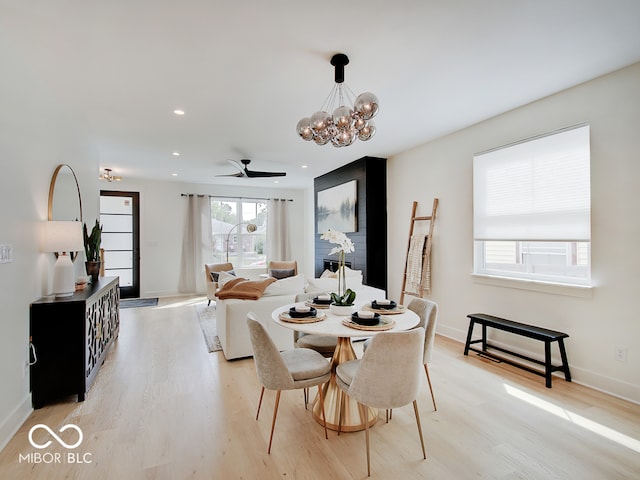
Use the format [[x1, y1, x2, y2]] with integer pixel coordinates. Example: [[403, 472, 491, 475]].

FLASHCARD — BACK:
[[85, 261, 101, 283], [329, 303, 356, 316]]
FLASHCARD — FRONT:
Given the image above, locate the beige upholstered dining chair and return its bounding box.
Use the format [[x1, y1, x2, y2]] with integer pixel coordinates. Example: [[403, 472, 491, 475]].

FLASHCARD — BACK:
[[204, 262, 234, 306], [293, 293, 338, 357], [246, 313, 331, 454], [364, 297, 439, 411], [336, 327, 427, 477]]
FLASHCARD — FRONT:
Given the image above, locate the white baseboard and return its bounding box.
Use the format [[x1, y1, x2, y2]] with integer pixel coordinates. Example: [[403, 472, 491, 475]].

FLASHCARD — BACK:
[[436, 325, 640, 405], [0, 394, 32, 453]]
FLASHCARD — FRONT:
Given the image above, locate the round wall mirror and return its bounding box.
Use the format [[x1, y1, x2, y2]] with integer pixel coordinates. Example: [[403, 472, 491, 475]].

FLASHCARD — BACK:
[[48, 164, 83, 259]]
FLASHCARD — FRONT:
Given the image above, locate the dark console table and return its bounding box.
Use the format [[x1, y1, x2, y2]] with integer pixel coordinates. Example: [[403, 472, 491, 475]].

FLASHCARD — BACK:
[[30, 277, 120, 408]]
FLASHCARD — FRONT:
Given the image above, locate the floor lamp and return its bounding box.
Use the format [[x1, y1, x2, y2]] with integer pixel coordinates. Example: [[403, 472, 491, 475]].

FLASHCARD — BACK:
[[225, 222, 257, 263]]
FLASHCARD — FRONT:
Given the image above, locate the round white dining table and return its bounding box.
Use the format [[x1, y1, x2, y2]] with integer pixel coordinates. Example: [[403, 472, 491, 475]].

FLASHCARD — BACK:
[[272, 302, 420, 432]]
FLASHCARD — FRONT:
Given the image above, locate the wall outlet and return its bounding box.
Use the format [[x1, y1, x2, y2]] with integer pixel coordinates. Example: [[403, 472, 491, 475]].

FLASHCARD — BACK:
[[614, 346, 628, 363]]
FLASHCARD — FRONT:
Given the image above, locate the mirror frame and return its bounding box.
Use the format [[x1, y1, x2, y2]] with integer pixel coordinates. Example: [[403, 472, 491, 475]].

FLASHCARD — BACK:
[[48, 164, 83, 261]]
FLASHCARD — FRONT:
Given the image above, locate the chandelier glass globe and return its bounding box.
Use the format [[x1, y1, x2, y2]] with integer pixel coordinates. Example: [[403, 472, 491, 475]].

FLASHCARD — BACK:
[[297, 53, 379, 148]]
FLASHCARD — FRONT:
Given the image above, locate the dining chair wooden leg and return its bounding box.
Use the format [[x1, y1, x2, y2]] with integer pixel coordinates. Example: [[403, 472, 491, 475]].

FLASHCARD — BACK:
[[357, 402, 371, 477], [267, 390, 281, 454], [412, 399, 427, 459], [424, 364, 437, 411], [337, 389, 346, 436], [317, 384, 328, 440], [256, 386, 265, 420], [303, 388, 308, 409]]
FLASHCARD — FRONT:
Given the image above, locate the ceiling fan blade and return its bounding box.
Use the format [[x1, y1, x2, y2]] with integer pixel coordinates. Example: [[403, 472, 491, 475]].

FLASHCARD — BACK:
[[244, 169, 287, 178], [228, 160, 247, 175], [215, 160, 247, 177], [215, 172, 244, 177]]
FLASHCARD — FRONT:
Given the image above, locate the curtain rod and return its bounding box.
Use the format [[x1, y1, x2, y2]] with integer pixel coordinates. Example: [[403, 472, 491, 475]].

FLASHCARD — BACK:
[[180, 194, 293, 201], [473, 121, 589, 157]]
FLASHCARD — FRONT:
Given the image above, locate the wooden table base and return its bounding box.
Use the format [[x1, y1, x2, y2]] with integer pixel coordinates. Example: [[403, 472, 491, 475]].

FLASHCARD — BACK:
[[312, 337, 378, 431]]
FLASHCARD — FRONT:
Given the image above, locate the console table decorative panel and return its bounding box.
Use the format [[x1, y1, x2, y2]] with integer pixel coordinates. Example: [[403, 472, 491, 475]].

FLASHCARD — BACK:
[[30, 277, 120, 408]]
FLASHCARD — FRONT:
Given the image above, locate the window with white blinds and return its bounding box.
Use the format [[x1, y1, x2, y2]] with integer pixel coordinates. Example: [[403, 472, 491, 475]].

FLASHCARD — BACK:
[[473, 124, 591, 286]]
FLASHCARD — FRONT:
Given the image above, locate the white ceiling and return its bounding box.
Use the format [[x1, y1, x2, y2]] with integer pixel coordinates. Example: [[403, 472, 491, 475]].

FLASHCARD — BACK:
[[3, 0, 640, 189]]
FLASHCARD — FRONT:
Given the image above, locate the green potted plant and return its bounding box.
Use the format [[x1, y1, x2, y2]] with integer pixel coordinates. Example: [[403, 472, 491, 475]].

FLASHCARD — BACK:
[[83, 220, 102, 283]]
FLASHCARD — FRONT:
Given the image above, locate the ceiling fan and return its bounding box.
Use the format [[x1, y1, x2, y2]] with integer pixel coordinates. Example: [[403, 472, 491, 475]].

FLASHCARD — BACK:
[[217, 159, 286, 178]]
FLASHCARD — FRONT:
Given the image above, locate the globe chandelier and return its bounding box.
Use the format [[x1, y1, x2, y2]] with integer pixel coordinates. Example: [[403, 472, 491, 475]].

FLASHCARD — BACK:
[[296, 53, 379, 147]]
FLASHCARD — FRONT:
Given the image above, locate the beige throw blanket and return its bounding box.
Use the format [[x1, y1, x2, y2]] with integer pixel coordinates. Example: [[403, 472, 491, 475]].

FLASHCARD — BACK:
[[406, 234, 431, 295], [406, 234, 426, 294], [215, 277, 277, 300]]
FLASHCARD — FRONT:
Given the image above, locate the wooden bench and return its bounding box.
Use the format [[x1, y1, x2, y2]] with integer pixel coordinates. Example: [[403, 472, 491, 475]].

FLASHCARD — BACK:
[[464, 313, 571, 388]]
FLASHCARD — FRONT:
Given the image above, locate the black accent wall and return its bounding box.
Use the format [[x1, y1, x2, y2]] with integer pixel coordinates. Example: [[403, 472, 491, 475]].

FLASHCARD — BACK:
[[314, 156, 387, 291]]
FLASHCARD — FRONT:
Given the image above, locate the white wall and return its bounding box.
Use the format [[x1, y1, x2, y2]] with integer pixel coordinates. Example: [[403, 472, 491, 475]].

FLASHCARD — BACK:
[[0, 7, 103, 449], [102, 179, 311, 298], [0, 92, 100, 451], [387, 62, 640, 403]]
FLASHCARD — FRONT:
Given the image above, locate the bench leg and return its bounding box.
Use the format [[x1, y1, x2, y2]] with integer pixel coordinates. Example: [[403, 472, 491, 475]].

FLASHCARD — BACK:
[[558, 339, 572, 382], [544, 341, 553, 388], [482, 324, 487, 351], [464, 320, 475, 355]]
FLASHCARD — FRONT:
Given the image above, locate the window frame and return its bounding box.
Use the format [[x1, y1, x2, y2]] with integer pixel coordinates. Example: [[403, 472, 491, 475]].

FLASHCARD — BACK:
[[210, 197, 267, 268], [472, 124, 592, 290]]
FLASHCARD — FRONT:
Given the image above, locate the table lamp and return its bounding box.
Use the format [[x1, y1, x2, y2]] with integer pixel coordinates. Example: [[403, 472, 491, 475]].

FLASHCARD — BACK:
[[43, 221, 84, 297]]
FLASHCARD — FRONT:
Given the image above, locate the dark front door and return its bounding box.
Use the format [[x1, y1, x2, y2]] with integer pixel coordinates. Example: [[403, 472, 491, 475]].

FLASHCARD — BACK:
[[100, 191, 140, 298]]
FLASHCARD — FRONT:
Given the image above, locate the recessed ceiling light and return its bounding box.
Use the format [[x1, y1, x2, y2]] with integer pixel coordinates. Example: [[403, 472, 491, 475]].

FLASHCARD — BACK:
[[173, 109, 185, 115], [172, 151, 180, 156], [301, 165, 308, 169], [171, 173, 178, 177], [274, 180, 279, 184]]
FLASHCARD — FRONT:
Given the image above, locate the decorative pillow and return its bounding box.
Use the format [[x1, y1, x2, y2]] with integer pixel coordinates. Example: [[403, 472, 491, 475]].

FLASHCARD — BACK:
[[319, 266, 363, 282], [217, 270, 238, 287], [308, 277, 365, 294], [305, 277, 339, 294], [263, 274, 305, 296], [269, 268, 296, 280], [342, 266, 363, 278], [210, 269, 235, 283], [320, 269, 337, 278], [342, 266, 363, 285]]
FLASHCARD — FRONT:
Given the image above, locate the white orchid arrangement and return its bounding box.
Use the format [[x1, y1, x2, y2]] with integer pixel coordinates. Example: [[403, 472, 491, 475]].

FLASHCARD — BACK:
[[321, 229, 356, 306]]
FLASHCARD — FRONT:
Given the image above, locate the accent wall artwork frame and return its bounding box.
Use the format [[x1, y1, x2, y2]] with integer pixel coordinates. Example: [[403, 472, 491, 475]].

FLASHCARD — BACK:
[[316, 180, 358, 233]]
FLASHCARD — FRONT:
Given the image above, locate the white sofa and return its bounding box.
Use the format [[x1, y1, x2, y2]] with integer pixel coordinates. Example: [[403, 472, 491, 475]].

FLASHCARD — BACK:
[[215, 274, 386, 360]]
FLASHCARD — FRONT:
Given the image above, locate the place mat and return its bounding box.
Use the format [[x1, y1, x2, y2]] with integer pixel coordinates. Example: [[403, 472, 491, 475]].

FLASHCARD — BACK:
[[305, 301, 331, 309], [342, 317, 396, 331], [362, 303, 407, 315], [279, 311, 327, 324]]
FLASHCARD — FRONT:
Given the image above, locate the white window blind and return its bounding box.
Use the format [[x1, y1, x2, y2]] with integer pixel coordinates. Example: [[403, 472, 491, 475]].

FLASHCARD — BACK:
[[473, 124, 590, 242]]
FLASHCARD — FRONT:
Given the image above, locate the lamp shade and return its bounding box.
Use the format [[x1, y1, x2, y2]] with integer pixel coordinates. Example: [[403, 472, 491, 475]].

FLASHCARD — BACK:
[[43, 221, 84, 253], [43, 221, 83, 298]]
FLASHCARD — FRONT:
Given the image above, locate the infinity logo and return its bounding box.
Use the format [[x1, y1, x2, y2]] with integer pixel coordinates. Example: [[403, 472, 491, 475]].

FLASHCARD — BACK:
[[28, 424, 83, 450]]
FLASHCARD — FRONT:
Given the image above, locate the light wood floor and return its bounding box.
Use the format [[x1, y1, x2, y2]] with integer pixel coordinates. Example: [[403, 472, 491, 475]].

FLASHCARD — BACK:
[[1, 296, 639, 479]]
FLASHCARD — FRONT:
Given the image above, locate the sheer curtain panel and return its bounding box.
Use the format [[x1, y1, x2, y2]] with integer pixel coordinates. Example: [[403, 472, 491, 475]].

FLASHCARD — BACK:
[[178, 195, 212, 293], [266, 199, 292, 262]]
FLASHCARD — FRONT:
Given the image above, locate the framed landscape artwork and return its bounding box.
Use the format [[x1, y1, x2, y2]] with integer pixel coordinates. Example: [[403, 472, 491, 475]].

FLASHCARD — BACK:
[[316, 180, 357, 233]]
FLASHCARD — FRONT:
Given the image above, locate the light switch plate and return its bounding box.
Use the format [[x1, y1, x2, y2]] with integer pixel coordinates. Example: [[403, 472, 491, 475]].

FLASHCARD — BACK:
[[0, 244, 13, 263]]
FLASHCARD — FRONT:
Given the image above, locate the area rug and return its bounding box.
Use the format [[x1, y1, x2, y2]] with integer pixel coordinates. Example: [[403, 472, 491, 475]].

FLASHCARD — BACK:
[[120, 297, 159, 309], [195, 303, 222, 353]]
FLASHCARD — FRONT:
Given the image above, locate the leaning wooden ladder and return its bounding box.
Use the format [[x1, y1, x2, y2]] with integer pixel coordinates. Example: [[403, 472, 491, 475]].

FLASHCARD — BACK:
[[400, 199, 439, 305]]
